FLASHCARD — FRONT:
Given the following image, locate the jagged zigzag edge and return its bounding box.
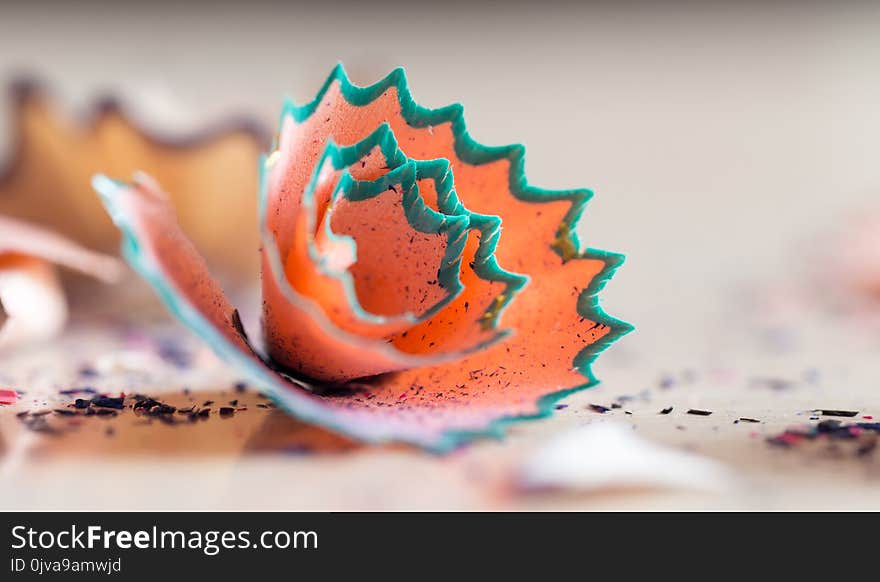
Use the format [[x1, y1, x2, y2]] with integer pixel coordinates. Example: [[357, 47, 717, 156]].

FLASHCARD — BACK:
[[280, 64, 633, 449]]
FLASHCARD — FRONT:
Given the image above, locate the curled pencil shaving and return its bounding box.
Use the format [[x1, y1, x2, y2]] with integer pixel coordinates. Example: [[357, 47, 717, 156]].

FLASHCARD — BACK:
[[93, 65, 631, 450]]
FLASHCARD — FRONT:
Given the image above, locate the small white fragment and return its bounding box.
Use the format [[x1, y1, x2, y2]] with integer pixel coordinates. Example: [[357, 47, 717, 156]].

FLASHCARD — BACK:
[[0, 257, 67, 349], [0, 215, 124, 350], [517, 422, 732, 493]]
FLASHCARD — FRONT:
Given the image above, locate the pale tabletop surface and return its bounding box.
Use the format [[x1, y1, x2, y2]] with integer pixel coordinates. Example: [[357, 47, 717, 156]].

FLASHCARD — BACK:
[[1, 3, 879, 510]]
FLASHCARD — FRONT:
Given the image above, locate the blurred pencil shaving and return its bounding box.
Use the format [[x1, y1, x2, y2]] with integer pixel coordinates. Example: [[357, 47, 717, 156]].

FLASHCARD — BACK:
[[516, 423, 734, 495], [0, 215, 122, 349], [0, 78, 270, 280], [822, 209, 880, 307]]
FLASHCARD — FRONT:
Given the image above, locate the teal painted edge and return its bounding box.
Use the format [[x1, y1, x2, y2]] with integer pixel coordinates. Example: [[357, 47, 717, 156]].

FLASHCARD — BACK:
[[332, 163, 471, 322], [90, 175, 335, 408], [279, 116, 529, 332], [258, 142, 517, 372], [293, 125, 415, 327], [93, 64, 631, 453], [284, 64, 633, 452], [431, 251, 631, 452], [297, 124, 473, 326], [92, 173, 508, 450], [326, 151, 528, 328], [300, 123, 405, 283]]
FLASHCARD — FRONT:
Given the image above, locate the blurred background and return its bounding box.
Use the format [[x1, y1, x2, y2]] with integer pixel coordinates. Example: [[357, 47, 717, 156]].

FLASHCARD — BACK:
[[1, 0, 880, 509]]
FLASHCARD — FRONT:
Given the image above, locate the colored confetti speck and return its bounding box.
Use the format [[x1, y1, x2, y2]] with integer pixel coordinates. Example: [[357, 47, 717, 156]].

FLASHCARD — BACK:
[[817, 409, 859, 418], [766, 420, 880, 458]]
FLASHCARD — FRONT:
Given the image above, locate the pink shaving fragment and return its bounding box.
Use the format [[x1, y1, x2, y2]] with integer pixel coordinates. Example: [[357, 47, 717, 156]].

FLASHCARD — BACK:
[[0, 388, 19, 405]]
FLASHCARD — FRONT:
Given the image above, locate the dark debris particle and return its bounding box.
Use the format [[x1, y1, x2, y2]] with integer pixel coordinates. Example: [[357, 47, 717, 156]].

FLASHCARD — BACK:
[[53, 409, 77, 416], [231, 309, 250, 344], [588, 404, 611, 414], [687, 409, 713, 416], [817, 409, 859, 418], [202, 400, 214, 406], [234, 382, 247, 393], [197, 408, 210, 418], [149, 404, 177, 416], [74, 399, 90, 409], [133, 397, 160, 410], [816, 420, 842, 433], [95, 409, 118, 417], [735, 417, 761, 424], [59, 387, 97, 396], [659, 407, 673, 415], [554, 404, 568, 410], [219, 407, 235, 417], [229, 399, 238, 406], [610, 403, 622, 409], [91, 396, 125, 410]]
